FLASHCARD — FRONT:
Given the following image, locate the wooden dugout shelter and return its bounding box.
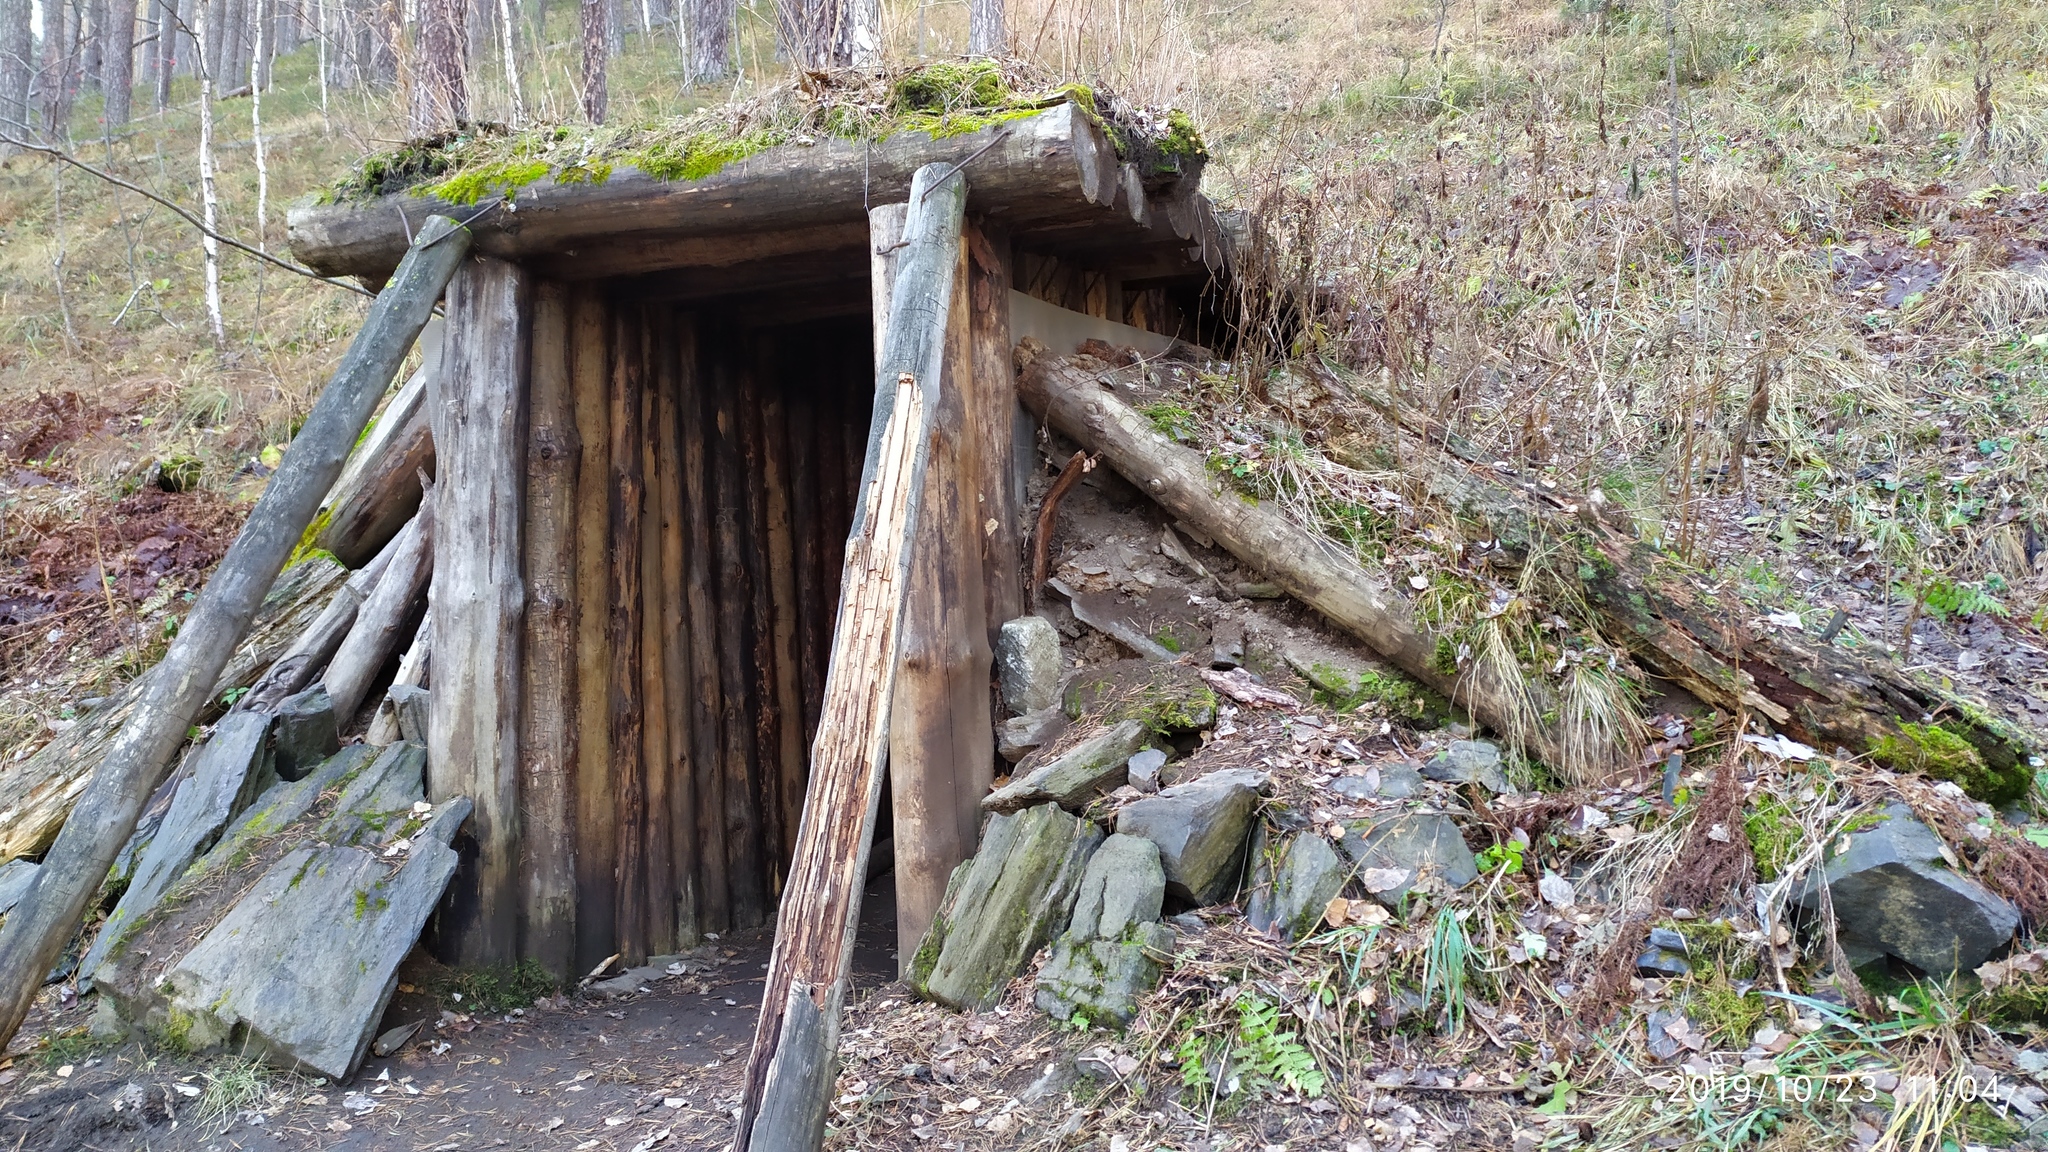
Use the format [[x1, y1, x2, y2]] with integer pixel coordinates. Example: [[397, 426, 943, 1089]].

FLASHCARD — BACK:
[[286, 100, 1229, 978]]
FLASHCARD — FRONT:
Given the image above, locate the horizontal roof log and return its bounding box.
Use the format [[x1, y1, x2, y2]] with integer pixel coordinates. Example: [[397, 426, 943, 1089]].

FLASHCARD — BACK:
[[287, 104, 1228, 284]]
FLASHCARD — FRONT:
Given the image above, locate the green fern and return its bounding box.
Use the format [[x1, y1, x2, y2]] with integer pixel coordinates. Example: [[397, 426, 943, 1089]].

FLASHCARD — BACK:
[[1232, 995, 1326, 1098]]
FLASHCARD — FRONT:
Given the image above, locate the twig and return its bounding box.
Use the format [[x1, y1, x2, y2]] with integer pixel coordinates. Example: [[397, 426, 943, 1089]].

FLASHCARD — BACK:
[[0, 131, 375, 298], [1029, 451, 1093, 609]]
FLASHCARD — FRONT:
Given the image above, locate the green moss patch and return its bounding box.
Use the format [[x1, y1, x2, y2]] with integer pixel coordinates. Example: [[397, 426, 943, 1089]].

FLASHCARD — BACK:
[[1871, 720, 2029, 805]]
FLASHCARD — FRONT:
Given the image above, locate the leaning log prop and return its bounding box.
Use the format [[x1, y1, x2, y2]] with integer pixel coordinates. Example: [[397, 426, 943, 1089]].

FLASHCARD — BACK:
[[735, 162, 963, 1152], [0, 216, 472, 1052], [1016, 345, 2039, 777]]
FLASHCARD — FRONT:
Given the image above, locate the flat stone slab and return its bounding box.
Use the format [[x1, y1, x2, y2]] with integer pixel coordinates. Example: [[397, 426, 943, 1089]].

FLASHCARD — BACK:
[[1339, 813, 1478, 908], [1247, 830, 1347, 941], [161, 796, 472, 1080], [1797, 803, 2019, 975], [1423, 740, 1508, 793], [0, 858, 39, 917], [317, 741, 427, 846], [1034, 834, 1174, 1026], [984, 720, 1150, 814], [81, 710, 275, 985], [274, 686, 341, 782], [998, 707, 1069, 764], [997, 616, 1064, 716], [913, 803, 1103, 1011], [1115, 768, 1266, 906]]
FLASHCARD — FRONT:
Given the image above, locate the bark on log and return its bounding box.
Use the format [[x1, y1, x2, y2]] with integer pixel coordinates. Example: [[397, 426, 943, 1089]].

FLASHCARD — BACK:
[[738, 364, 785, 895], [882, 211, 994, 973], [428, 253, 531, 968], [323, 493, 434, 723], [1015, 345, 1568, 767], [367, 610, 434, 747], [569, 289, 617, 974], [312, 318, 442, 568], [238, 521, 408, 714], [520, 282, 579, 979], [608, 304, 648, 965], [287, 105, 1132, 280], [639, 315, 677, 955], [966, 221, 1024, 640], [737, 161, 964, 1152], [786, 395, 826, 747], [1314, 365, 2040, 773], [654, 320, 699, 946], [0, 217, 471, 1053], [677, 316, 731, 935], [712, 358, 766, 926], [0, 557, 348, 862], [760, 383, 807, 886]]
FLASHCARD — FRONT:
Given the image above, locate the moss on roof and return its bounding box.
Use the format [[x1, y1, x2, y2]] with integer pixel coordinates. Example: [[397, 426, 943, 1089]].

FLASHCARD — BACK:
[[315, 60, 1207, 207]]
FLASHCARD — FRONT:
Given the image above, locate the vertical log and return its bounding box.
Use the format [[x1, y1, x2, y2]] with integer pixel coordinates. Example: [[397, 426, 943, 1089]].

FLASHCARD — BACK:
[[760, 372, 807, 882], [814, 381, 851, 633], [639, 316, 676, 955], [569, 289, 616, 975], [655, 320, 699, 946], [711, 357, 766, 926], [520, 280, 577, 978], [785, 394, 825, 746], [608, 304, 648, 966], [884, 219, 994, 972], [738, 353, 784, 896], [966, 222, 1024, 643], [428, 253, 529, 968], [676, 316, 730, 935]]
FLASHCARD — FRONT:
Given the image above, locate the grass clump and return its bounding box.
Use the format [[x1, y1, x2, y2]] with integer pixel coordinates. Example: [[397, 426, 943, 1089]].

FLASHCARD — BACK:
[[432, 959, 559, 1014]]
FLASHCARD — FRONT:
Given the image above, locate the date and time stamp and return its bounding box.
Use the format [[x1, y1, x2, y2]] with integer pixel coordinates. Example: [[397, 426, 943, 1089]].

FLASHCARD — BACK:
[[1643, 1069, 2014, 1106]]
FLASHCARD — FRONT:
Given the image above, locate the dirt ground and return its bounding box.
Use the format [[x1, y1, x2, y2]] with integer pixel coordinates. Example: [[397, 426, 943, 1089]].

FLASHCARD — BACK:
[[0, 880, 901, 1152]]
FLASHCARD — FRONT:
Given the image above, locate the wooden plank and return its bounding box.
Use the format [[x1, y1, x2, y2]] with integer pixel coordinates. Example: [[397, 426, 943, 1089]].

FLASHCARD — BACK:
[[655, 317, 700, 947], [966, 222, 1024, 641], [886, 222, 994, 973], [640, 315, 677, 955], [519, 281, 578, 979], [608, 303, 649, 966], [760, 376, 807, 882], [737, 161, 965, 1152], [569, 289, 617, 975], [427, 252, 531, 968], [711, 356, 767, 926], [676, 315, 730, 935]]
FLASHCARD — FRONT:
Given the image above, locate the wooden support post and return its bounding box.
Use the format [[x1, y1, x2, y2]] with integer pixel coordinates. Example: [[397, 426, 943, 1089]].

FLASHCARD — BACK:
[[738, 363, 784, 895], [608, 304, 649, 966], [760, 377, 807, 884], [428, 252, 531, 968], [966, 222, 1024, 643], [313, 319, 441, 568], [737, 162, 965, 1152], [711, 359, 767, 927], [0, 217, 471, 1050], [569, 290, 617, 974], [654, 320, 699, 946], [640, 315, 676, 955], [676, 315, 730, 935], [785, 394, 825, 747], [520, 281, 578, 979], [880, 207, 994, 975]]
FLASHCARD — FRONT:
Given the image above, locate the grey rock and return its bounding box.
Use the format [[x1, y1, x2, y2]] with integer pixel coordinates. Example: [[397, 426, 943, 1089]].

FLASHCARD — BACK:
[[387, 684, 430, 746], [983, 720, 1150, 814], [1339, 813, 1478, 907], [1126, 748, 1167, 793], [1636, 946, 1692, 977], [1209, 619, 1244, 670], [1246, 830, 1346, 942], [80, 710, 275, 985], [912, 804, 1103, 1011], [0, 858, 39, 917], [371, 1019, 423, 1057], [317, 742, 427, 846], [1377, 763, 1426, 799], [159, 796, 472, 1080], [196, 745, 377, 874], [998, 708, 1067, 764], [1235, 582, 1284, 599], [1647, 927, 1689, 954], [1115, 768, 1267, 905], [1796, 804, 2019, 975], [1329, 775, 1376, 801], [274, 687, 341, 782], [1034, 835, 1175, 1026], [997, 616, 1064, 716], [590, 964, 671, 998], [1020, 1056, 1080, 1102], [1423, 740, 1509, 793], [1050, 579, 1178, 662]]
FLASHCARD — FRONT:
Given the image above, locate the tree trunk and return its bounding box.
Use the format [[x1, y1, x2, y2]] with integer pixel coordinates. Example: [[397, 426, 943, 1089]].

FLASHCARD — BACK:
[[0, 0, 32, 142], [410, 0, 467, 134], [967, 0, 1003, 55], [738, 359, 784, 896], [760, 379, 806, 884], [638, 312, 675, 955], [578, 0, 604, 122], [654, 318, 699, 946], [39, 0, 74, 137], [711, 354, 766, 927], [736, 162, 965, 1152], [568, 288, 616, 974], [685, 0, 728, 81], [966, 222, 1023, 646], [677, 313, 730, 935], [313, 331, 438, 568], [322, 494, 433, 722], [0, 218, 470, 1055], [607, 303, 647, 964], [427, 253, 529, 968]]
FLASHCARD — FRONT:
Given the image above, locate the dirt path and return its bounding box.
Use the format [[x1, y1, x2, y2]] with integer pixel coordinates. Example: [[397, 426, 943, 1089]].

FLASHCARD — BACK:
[[0, 879, 901, 1152]]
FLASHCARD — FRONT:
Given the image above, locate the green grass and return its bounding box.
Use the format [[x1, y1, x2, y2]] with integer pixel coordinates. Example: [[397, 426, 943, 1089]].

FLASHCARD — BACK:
[[431, 960, 559, 1014]]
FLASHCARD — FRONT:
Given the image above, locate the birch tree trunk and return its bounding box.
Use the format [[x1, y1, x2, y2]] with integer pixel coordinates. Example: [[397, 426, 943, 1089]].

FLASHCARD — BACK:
[[195, 0, 225, 346], [968, 0, 1003, 54]]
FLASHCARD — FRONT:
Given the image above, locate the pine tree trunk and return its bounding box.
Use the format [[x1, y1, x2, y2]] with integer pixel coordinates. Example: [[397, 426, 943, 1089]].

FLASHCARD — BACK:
[[410, 0, 466, 133], [686, 0, 728, 81], [102, 0, 139, 127], [579, 0, 604, 122], [0, 0, 33, 141], [37, 0, 73, 137]]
